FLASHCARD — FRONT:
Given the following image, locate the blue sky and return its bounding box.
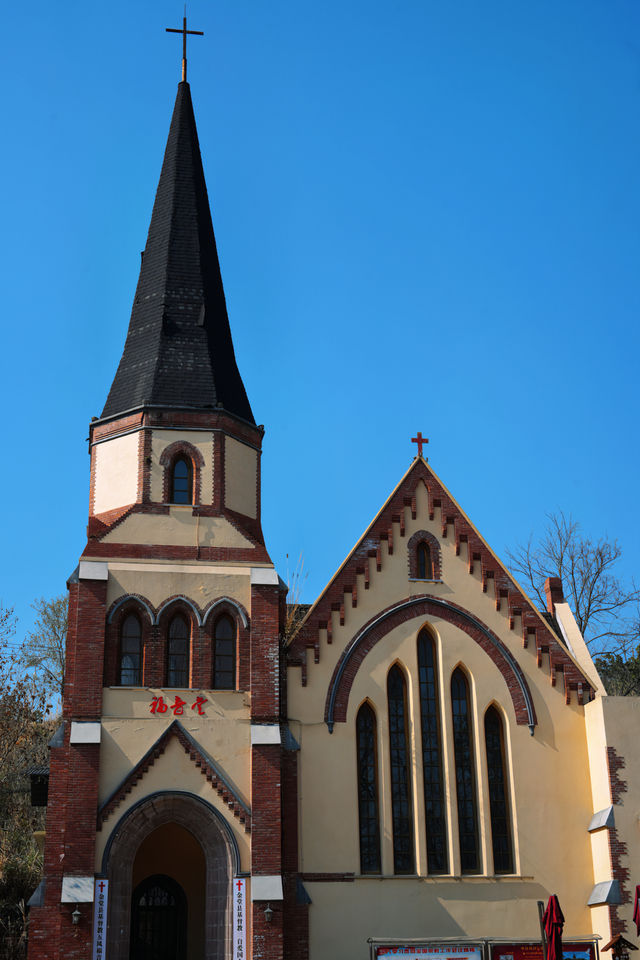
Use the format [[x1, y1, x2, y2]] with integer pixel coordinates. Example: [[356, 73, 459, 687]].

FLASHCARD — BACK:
[[1, 0, 638, 639]]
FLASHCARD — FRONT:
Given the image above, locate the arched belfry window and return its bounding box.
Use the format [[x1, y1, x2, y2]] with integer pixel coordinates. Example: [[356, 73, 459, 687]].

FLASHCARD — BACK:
[[451, 668, 479, 873], [171, 457, 193, 505], [418, 630, 448, 873], [213, 615, 236, 689], [417, 542, 433, 580], [387, 665, 414, 874], [485, 706, 514, 874], [120, 614, 142, 686], [356, 703, 381, 874], [167, 615, 189, 688]]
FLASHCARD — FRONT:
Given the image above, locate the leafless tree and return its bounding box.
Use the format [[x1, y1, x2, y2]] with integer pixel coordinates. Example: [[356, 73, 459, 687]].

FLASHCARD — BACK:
[[19, 595, 68, 701], [507, 512, 640, 656]]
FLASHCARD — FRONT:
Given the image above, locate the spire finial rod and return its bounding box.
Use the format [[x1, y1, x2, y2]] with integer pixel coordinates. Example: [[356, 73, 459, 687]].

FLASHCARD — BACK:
[[166, 14, 204, 82]]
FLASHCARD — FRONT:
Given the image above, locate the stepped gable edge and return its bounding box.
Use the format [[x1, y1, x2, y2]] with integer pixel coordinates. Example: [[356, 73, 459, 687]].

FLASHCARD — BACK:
[[97, 720, 251, 832], [288, 457, 594, 705]]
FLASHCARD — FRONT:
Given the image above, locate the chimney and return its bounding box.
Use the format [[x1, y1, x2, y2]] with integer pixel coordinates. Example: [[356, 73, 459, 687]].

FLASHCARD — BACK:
[[544, 576, 565, 614]]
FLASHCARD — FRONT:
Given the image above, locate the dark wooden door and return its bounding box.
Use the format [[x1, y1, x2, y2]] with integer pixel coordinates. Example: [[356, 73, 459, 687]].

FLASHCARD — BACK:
[[130, 874, 187, 960]]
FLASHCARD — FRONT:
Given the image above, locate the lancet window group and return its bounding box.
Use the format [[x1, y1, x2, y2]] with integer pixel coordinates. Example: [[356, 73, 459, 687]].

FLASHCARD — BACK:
[[109, 601, 243, 691], [355, 627, 514, 877]]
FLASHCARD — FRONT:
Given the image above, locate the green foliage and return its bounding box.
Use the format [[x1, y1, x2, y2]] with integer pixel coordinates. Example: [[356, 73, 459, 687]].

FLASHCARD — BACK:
[[595, 647, 640, 697]]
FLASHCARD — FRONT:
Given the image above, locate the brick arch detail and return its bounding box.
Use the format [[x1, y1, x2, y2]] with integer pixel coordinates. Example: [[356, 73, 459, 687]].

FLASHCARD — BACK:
[[407, 530, 442, 580], [202, 596, 249, 630], [160, 440, 205, 504], [324, 595, 537, 734], [102, 790, 238, 960], [104, 596, 155, 687], [157, 594, 204, 627]]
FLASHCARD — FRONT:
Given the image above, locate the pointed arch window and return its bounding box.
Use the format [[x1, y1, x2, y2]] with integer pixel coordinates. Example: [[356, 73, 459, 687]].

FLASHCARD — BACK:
[[167, 615, 189, 688], [485, 707, 514, 874], [451, 668, 479, 872], [417, 542, 433, 580], [418, 630, 448, 873], [387, 665, 414, 874], [356, 703, 381, 874], [120, 614, 142, 686], [213, 615, 236, 690], [171, 457, 193, 505]]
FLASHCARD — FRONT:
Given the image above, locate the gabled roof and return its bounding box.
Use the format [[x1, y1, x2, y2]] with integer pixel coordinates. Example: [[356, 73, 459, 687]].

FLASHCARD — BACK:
[[101, 81, 254, 424], [97, 720, 250, 832], [289, 456, 595, 707]]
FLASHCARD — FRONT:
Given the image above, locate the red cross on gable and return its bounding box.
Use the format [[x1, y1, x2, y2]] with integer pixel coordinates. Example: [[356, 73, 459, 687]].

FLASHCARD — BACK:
[[411, 432, 429, 458]]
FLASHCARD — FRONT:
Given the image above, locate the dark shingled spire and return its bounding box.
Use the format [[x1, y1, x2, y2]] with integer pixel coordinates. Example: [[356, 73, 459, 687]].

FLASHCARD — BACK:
[[101, 81, 254, 423]]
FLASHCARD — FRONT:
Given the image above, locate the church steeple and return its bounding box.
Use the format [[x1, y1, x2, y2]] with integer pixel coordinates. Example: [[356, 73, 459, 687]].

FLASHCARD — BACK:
[[101, 80, 254, 424]]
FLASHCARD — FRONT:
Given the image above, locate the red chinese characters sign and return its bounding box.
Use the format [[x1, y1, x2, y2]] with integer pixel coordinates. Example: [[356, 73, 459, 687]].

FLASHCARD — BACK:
[[149, 695, 208, 716], [492, 944, 596, 960]]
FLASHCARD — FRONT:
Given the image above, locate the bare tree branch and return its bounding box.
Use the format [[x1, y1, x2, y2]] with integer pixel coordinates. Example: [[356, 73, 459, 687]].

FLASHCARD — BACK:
[[506, 511, 640, 656]]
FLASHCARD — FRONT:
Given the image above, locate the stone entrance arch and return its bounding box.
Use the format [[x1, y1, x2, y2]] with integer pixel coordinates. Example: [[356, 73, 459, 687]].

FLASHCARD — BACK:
[[102, 791, 239, 960]]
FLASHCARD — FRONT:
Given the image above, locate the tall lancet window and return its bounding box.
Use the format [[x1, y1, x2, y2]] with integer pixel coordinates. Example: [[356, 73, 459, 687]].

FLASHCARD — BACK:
[[418, 630, 448, 873], [485, 706, 514, 874], [171, 457, 193, 504], [213, 615, 236, 690], [120, 615, 142, 686], [356, 703, 381, 874], [417, 542, 433, 580], [387, 665, 414, 874], [451, 668, 479, 872], [167, 615, 190, 688]]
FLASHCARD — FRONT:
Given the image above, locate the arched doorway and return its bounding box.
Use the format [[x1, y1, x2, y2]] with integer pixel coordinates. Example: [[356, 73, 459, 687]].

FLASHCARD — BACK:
[[103, 792, 239, 960], [131, 874, 187, 960]]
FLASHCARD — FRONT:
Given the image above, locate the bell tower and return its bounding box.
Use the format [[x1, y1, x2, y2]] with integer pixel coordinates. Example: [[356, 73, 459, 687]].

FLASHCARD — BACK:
[[28, 52, 286, 960]]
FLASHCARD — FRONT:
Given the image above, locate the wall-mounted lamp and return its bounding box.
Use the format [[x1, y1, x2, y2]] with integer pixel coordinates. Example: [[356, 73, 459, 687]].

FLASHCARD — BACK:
[[263, 904, 273, 923], [71, 905, 82, 925]]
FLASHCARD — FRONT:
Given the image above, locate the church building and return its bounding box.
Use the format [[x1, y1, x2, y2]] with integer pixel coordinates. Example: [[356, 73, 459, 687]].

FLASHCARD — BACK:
[[27, 40, 640, 960]]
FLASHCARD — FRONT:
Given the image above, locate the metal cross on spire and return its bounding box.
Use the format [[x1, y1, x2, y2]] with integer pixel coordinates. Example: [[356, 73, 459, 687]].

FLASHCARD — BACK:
[[166, 13, 204, 82], [411, 432, 429, 458]]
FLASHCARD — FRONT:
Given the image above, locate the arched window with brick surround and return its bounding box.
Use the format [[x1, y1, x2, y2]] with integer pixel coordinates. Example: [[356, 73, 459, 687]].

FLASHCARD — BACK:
[[171, 457, 193, 505], [485, 705, 514, 874], [356, 702, 381, 874], [418, 628, 448, 873], [120, 614, 142, 686], [451, 667, 480, 873], [407, 530, 441, 581], [387, 664, 414, 874], [167, 615, 190, 687], [213, 615, 236, 689]]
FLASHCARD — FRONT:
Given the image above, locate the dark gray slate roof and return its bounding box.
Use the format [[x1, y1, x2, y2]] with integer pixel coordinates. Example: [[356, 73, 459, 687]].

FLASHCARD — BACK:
[[101, 81, 254, 423]]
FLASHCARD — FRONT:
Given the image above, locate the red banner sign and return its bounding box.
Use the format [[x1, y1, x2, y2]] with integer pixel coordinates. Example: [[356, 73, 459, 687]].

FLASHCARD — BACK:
[[492, 944, 596, 960]]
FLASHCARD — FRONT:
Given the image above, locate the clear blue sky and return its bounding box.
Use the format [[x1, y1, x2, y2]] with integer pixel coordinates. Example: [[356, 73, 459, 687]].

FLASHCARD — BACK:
[[1, 0, 638, 640]]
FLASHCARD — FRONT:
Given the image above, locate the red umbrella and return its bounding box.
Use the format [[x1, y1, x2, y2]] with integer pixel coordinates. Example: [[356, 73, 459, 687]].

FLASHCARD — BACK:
[[543, 895, 565, 960], [634, 885, 640, 937]]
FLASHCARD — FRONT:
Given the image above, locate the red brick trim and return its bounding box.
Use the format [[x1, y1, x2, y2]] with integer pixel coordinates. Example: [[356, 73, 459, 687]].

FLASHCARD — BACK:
[[82, 541, 271, 563], [324, 595, 537, 731], [407, 530, 442, 580], [97, 720, 251, 831], [290, 458, 593, 704], [160, 440, 205, 505], [606, 746, 630, 936]]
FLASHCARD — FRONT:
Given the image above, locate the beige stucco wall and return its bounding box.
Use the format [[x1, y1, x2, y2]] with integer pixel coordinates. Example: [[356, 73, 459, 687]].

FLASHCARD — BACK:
[[150, 430, 214, 505], [289, 476, 601, 955], [101, 510, 254, 548], [93, 432, 140, 515], [104, 561, 251, 613], [585, 696, 640, 944], [96, 689, 251, 874], [224, 437, 257, 519]]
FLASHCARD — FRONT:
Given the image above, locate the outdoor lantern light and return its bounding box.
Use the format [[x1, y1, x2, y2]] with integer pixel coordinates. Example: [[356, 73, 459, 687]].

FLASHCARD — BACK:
[[71, 905, 81, 925], [264, 904, 273, 923]]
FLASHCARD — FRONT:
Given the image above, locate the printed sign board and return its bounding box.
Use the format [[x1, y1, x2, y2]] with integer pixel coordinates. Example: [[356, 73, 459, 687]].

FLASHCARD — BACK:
[[92, 878, 109, 960], [492, 943, 596, 960], [233, 878, 246, 960], [376, 946, 483, 959]]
